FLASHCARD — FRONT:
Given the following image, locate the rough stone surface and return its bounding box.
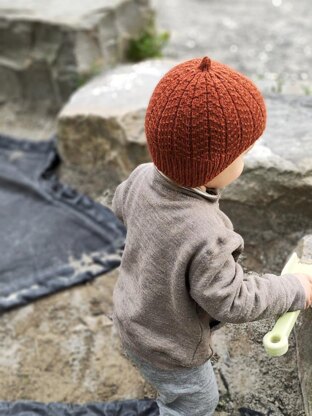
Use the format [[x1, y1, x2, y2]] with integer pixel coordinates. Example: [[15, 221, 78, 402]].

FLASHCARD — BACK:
[[0, 267, 155, 402], [208, 234, 312, 416], [0, 105, 57, 142], [294, 235, 312, 416], [57, 59, 175, 197], [296, 307, 312, 416], [0, 0, 154, 114], [211, 319, 305, 415]]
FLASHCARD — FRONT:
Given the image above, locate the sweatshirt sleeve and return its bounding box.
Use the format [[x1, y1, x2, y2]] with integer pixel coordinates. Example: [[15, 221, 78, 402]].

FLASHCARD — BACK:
[[111, 180, 127, 225], [188, 231, 307, 324]]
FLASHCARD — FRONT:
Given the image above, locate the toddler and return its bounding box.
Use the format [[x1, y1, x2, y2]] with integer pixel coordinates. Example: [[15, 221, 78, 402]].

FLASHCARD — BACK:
[[111, 56, 312, 416]]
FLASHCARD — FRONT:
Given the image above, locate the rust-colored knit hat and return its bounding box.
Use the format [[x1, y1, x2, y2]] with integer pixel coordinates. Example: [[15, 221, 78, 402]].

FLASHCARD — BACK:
[[144, 56, 266, 187]]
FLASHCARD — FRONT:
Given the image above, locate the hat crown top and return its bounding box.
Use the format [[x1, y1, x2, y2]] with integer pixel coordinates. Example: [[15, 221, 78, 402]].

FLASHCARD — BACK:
[[198, 56, 211, 71]]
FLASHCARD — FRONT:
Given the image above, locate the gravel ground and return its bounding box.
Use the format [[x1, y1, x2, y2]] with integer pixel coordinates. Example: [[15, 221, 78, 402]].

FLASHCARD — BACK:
[[151, 0, 312, 94]]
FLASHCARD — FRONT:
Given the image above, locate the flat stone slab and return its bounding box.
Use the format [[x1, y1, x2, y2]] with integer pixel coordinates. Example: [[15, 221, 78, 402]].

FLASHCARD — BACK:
[[59, 59, 169, 118], [57, 59, 176, 193], [0, 0, 153, 114]]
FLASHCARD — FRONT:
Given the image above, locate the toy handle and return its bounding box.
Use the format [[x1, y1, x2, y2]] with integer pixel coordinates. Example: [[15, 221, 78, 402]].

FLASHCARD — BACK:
[[263, 252, 312, 357]]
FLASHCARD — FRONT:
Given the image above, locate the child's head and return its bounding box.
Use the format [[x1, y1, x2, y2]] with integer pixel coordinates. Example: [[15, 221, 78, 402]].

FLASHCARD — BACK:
[[144, 56, 266, 189]]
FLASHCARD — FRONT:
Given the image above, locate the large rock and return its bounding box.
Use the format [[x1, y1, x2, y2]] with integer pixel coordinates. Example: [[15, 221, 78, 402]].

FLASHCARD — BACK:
[[296, 308, 312, 416], [0, 0, 154, 114], [294, 235, 312, 416], [0, 107, 57, 142], [57, 59, 175, 197]]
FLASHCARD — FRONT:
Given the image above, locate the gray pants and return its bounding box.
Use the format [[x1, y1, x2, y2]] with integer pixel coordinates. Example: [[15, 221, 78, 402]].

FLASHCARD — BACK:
[[124, 348, 219, 416]]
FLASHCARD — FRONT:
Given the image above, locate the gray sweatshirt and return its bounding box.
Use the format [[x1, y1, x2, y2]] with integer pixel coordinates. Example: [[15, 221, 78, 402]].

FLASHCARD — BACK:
[[111, 162, 306, 370]]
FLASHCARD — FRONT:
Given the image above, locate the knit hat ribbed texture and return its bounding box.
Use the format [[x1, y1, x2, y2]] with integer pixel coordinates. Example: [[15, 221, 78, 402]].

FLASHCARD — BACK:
[[144, 56, 267, 187]]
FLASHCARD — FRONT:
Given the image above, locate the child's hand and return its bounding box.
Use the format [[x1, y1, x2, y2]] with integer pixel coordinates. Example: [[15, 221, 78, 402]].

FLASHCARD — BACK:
[[293, 273, 312, 309]]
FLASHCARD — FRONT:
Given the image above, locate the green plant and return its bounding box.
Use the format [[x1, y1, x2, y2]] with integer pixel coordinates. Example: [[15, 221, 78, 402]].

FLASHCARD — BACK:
[[126, 26, 170, 62], [302, 85, 311, 96], [271, 77, 284, 94]]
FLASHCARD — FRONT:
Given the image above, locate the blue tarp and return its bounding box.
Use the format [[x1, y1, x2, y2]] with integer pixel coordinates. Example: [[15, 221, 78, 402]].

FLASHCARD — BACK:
[[0, 399, 159, 415], [0, 133, 126, 312]]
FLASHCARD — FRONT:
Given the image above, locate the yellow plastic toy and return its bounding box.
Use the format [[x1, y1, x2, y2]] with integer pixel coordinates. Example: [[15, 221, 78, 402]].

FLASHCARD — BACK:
[[263, 251, 312, 357]]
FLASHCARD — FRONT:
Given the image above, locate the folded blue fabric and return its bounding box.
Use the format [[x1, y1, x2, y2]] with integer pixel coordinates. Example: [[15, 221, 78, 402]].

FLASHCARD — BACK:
[[0, 133, 126, 312], [0, 399, 159, 415]]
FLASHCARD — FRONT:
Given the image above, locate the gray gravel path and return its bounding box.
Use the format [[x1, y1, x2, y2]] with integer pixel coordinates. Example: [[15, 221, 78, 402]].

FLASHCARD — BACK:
[[152, 0, 312, 93]]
